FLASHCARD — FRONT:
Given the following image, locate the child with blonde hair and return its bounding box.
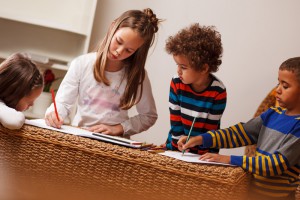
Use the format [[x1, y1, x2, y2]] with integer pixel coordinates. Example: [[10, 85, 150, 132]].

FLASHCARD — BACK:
[[46, 8, 162, 137]]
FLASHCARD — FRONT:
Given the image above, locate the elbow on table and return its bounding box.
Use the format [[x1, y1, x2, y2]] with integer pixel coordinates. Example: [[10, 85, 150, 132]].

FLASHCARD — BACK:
[[1, 115, 25, 130]]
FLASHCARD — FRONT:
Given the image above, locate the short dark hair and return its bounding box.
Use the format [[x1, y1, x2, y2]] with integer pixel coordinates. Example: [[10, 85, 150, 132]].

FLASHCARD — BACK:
[[279, 57, 300, 83], [0, 53, 43, 108], [165, 23, 223, 72]]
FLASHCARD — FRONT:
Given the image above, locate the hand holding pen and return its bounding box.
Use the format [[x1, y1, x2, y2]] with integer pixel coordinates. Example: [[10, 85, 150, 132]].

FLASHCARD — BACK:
[[180, 116, 196, 156], [45, 111, 64, 129], [44, 89, 63, 129], [178, 135, 203, 152]]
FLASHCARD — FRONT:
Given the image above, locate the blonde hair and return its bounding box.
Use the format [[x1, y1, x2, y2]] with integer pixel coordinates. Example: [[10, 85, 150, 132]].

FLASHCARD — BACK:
[[93, 8, 161, 109]]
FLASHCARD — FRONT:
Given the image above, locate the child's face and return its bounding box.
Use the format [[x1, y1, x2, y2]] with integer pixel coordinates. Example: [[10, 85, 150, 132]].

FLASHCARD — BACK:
[[15, 87, 43, 112], [276, 69, 300, 115], [173, 55, 209, 90], [108, 27, 144, 61]]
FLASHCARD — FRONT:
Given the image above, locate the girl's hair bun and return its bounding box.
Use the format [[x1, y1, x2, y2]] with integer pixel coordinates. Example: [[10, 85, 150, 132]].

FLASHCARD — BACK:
[[143, 8, 159, 33]]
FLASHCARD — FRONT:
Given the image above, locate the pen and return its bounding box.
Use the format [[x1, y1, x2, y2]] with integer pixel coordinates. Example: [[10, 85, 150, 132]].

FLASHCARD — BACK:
[[50, 88, 60, 122], [182, 116, 196, 156], [92, 133, 132, 144]]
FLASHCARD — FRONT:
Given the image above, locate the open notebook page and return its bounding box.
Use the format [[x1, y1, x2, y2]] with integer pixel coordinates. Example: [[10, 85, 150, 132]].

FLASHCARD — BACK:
[[25, 119, 143, 148], [159, 151, 236, 166]]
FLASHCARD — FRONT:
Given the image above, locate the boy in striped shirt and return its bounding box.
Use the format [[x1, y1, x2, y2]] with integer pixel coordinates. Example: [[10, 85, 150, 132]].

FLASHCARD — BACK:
[[164, 23, 227, 155], [178, 57, 300, 199]]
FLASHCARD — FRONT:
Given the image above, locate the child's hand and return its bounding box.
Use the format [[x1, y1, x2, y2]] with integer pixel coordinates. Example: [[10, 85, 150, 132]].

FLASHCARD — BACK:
[[45, 111, 63, 129], [87, 124, 124, 136], [177, 136, 188, 151], [199, 153, 230, 164], [177, 136, 203, 151]]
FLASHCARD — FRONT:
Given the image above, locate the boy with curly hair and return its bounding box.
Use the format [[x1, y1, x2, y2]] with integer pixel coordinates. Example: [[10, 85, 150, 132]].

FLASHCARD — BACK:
[[164, 23, 227, 155]]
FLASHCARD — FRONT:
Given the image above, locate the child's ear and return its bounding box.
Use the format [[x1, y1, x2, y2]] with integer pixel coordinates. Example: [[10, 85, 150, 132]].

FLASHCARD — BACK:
[[202, 64, 210, 73]]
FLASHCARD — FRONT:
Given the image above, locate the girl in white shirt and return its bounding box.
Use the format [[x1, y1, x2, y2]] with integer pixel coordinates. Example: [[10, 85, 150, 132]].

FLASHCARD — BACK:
[[0, 53, 43, 129], [45, 8, 161, 137]]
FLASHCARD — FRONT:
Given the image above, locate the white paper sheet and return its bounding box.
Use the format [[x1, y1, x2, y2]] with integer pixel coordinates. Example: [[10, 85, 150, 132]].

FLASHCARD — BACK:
[[159, 151, 235, 166], [25, 119, 142, 148]]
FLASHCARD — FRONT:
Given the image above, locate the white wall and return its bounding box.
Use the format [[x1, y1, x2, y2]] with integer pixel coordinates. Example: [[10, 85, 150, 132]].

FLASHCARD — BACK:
[[89, 0, 300, 155]]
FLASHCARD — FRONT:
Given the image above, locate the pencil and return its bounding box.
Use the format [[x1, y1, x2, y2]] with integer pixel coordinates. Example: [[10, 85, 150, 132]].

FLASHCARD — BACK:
[[182, 116, 196, 156], [50, 88, 60, 122]]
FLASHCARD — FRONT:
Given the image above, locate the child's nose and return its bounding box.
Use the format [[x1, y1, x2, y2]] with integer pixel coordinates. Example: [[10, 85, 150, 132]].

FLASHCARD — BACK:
[[177, 68, 182, 75], [29, 102, 34, 108], [276, 85, 282, 94], [116, 47, 124, 56]]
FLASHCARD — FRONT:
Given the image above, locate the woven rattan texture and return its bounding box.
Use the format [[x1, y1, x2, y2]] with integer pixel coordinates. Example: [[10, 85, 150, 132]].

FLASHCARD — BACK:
[[297, 186, 300, 200], [253, 88, 277, 118], [0, 124, 250, 200]]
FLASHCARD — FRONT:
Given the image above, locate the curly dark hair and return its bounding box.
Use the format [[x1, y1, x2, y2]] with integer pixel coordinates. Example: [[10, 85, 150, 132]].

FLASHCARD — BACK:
[[165, 23, 223, 72]]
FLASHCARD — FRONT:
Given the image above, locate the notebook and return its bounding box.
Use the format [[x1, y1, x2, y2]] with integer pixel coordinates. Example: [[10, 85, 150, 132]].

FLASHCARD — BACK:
[[25, 119, 143, 148], [159, 151, 236, 166]]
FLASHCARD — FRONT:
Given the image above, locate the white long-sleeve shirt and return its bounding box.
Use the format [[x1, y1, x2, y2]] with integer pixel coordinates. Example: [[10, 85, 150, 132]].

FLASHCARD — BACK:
[[0, 101, 25, 129], [46, 53, 157, 136]]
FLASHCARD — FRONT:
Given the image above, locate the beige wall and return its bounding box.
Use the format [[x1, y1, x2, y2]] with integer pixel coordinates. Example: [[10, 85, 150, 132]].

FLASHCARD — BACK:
[[89, 0, 300, 155]]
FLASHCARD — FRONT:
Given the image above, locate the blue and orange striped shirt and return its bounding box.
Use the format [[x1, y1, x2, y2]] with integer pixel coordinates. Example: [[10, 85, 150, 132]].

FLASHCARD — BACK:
[[202, 107, 300, 198], [166, 74, 227, 154]]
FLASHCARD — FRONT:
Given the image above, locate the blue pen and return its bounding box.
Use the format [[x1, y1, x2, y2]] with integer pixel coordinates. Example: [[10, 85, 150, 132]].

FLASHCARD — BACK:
[[182, 116, 196, 156]]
